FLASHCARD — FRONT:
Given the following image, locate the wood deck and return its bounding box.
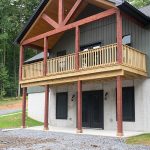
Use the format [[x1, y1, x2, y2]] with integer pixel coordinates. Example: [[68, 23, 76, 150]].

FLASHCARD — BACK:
[[20, 44, 147, 87]]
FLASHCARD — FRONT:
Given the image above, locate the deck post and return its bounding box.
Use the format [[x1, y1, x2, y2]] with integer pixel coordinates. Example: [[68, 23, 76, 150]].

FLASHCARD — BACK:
[[44, 85, 49, 130], [58, 0, 64, 24], [116, 10, 122, 64], [77, 80, 82, 133], [116, 9, 123, 137], [22, 87, 27, 128], [116, 76, 123, 136], [44, 37, 48, 76], [75, 26, 80, 70], [75, 26, 82, 133], [19, 45, 24, 81]]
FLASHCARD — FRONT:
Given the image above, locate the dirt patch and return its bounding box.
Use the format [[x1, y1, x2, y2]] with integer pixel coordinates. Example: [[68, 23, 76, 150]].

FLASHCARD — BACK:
[[0, 101, 24, 110]]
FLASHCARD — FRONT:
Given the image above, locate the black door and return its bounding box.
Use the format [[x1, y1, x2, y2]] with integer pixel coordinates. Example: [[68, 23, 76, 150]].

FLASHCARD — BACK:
[[82, 90, 104, 129]]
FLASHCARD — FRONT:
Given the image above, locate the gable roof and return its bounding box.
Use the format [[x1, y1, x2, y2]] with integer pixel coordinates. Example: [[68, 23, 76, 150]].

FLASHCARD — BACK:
[[15, 0, 49, 45], [117, 1, 150, 25], [15, 0, 150, 45]]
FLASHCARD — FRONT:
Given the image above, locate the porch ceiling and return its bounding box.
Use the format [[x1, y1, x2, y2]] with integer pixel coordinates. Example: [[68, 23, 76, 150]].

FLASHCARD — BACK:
[[18, 0, 116, 50]]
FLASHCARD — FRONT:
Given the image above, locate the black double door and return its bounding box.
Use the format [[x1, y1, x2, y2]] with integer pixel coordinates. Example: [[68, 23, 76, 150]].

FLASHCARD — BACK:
[[82, 90, 104, 129]]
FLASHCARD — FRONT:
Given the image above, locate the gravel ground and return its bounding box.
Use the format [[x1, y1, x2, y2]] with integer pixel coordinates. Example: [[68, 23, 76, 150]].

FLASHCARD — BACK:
[[0, 129, 150, 150], [0, 109, 21, 116]]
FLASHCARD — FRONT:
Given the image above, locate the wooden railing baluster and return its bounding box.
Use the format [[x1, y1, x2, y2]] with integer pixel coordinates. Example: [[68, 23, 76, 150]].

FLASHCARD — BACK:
[[22, 44, 146, 80]]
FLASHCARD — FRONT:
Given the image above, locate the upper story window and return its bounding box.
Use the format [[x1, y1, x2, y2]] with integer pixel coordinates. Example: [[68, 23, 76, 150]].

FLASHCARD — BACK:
[[122, 35, 131, 46], [80, 41, 102, 51], [57, 50, 66, 57], [57, 50, 66, 70]]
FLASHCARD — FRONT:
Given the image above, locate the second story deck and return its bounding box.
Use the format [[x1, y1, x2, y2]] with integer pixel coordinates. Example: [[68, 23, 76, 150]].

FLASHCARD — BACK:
[[20, 43, 147, 87]]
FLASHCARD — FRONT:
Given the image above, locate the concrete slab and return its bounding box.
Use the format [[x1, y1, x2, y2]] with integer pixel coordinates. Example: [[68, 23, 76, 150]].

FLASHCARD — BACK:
[[27, 126, 144, 138]]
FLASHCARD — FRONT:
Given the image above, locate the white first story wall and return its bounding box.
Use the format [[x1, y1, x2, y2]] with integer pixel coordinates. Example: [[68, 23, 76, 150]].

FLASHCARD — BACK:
[[28, 78, 150, 132]]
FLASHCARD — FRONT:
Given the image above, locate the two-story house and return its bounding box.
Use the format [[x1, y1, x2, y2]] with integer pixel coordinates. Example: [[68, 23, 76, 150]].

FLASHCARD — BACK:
[[15, 0, 150, 136]]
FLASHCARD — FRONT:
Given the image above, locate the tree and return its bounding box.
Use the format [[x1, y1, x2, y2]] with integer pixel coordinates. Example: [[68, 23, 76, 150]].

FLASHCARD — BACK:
[[0, 0, 40, 97], [0, 64, 9, 98], [127, 0, 150, 8]]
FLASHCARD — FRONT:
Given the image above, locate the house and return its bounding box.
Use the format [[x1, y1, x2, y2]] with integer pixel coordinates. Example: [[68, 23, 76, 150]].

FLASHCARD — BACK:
[[15, 0, 150, 136]]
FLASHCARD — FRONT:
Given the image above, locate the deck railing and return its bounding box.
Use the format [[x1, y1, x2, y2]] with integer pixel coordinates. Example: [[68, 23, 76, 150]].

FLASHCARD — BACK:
[[79, 44, 117, 69], [47, 53, 75, 74], [22, 61, 43, 80], [22, 44, 146, 80], [123, 45, 146, 72]]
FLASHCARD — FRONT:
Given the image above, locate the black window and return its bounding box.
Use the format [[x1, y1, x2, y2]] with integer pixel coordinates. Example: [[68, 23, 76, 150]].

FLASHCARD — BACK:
[[56, 92, 68, 119], [57, 50, 66, 57], [122, 34, 131, 46], [116, 87, 135, 122], [80, 41, 101, 51]]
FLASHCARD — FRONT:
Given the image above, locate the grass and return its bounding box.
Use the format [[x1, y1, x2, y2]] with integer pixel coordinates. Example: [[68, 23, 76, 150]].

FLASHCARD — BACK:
[[126, 134, 150, 146], [0, 97, 22, 106], [0, 112, 43, 129]]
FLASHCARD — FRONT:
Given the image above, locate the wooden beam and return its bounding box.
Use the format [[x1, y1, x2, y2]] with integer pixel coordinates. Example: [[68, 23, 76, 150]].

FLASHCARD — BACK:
[[42, 13, 59, 28], [116, 76, 123, 136], [58, 0, 64, 24], [69, 1, 88, 23], [20, 67, 124, 88], [44, 85, 49, 130], [19, 45, 24, 81], [116, 10, 122, 64], [26, 44, 43, 51], [22, 87, 27, 128], [21, 0, 53, 43], [87, 0, 116, 9], [75, 26, 80, 70], [63, 0, 82, 25], [44, 37, 48, 76], [77, 80, 82, 133], [22, 8, 117, 45]]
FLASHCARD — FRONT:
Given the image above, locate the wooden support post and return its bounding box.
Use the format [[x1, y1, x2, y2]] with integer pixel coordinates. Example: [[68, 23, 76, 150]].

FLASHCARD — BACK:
[[58, 0, 64, 24], [116, 76, 123, 136], [77, 80, 82, 133], [19, 45, 24, 81], [44, 85, 49, 130], [116, 10, 122, 64], [22, 87, 27, 128], [75, 26, 80, 70], [44, 37, 48, 76]]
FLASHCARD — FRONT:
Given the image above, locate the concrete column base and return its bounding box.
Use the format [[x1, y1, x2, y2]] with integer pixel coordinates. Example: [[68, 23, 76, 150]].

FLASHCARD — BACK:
[[44, 127, 49, 131], [76, 129, 83, 133], [21, 126, 26, 129], [117, 132, 124, 137]]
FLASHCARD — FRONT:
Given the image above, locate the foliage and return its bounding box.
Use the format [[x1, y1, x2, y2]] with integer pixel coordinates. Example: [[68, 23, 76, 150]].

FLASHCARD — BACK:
[[0, 112, 43, 129], [0, 64, 10, 98], [0, 0, 40, 97], [126, 134, 150, 146], [127, 0, 150, 8], [0, 96, 21, 105]]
